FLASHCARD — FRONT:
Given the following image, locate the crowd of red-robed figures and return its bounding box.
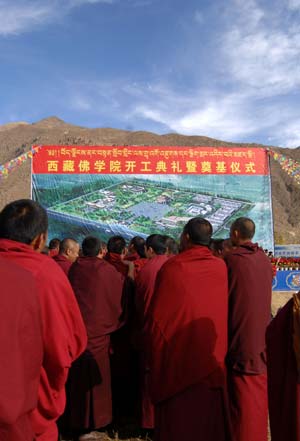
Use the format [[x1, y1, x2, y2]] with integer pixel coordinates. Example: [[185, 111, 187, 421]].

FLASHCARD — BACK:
[[0, 199, 298, 441]]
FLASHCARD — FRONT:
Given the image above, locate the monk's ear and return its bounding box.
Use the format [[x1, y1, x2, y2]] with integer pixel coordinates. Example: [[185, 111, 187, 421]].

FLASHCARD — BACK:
[[31, 232, 47, 253], [231, 229, 239, 245]]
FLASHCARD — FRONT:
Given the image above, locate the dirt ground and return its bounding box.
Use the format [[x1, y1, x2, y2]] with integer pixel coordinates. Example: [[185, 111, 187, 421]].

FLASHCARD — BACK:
[[271, 290, 295, 316]]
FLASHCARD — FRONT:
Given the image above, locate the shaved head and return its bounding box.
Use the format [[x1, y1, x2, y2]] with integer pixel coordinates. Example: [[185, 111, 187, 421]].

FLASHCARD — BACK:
[[59, 238, 80, 262], [230, 217, 255, 245]]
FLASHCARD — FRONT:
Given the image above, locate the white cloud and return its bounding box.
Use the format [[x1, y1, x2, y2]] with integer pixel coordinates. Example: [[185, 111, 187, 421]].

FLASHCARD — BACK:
[[0, 3, 52, 35], [269, 120, 300, 148], [221, 0, 300, 95], [0, 0, 115, 36], [63, 76, 300, 147], [288, 0, 300, 10]]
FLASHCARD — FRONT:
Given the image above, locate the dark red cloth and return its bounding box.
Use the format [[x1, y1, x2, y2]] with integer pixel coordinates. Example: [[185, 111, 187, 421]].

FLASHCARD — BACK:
[[225, 242, 273, 374], [125, 252, 139, 261], [48, 249, 58, 257], [125, 252, 147, 277], [0, 256, 43, 441], [135, 255, 169, 428], [145, 245, 230, 439], [65, 256, 124, 429], [266, 298, 300, 441], [106, 252, 128, 276], [133, 257, 147, 277], [52, 254, 72, 275], [227, 372, 268, 441], [155, 381, 232, 441], [135, 255, 169, 325], [225, 242, 272, 441], [0, 239, 87, 441]]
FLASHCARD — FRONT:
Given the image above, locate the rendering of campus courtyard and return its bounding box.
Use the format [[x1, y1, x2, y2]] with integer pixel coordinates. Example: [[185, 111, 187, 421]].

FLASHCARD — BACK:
[[32, 172, 275, 246]]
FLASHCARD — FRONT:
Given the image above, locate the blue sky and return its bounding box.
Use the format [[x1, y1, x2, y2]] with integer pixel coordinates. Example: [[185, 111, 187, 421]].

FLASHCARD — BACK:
[[1, 0, 300, 147]]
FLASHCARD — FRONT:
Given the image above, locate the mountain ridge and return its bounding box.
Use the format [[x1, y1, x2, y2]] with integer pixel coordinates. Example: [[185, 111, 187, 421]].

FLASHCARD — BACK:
[[0, 116, 299, 244]]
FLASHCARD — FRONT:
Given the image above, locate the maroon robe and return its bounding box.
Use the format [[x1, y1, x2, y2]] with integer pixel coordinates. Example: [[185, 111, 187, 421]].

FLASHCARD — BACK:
[[145, 246, 231, 441], [135, 255, 169, 429], [225, 242, 272, 441], [52, 254, 72, 275], [266, 295, 300, 441], [0, 257, 43, 441], [125, 252, 147, 277], [65, 256, 124, 430], [0, 239, 87, 441], [106, 252, 128, 276]]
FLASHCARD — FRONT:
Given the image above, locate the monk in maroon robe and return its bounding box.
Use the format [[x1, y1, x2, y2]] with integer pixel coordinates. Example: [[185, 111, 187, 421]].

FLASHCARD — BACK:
[[135, 234, 169, 430], [64, 236, 125, 437], [225, 217, 272, 441], [0, 199, 87, 441], [106, 235, 129, 276], [48, 238, 60, 257], [53, 237, 80, 275], [266, 292, 300, 441], [125, 235, 148, 277], [0, 256, 43, 441], [145, 217, 231, 441], [104, 235, 137, 419]]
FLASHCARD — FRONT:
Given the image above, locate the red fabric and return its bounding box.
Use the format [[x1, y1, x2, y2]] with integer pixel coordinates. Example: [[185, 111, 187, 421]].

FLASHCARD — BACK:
[[35, 422, 58, 441], [125, 252, 139, 261], [155, 381, 232, 441], [227, 372, 268, 441], [48, 249, 58, 257], [106, 252, 128, 276], [0, 256, 43, 441], [133, 257, 147, 277], [125, 252, 147, 277], [146, 246, 229, 404], [135, 255, 169, 428], [136, 255, 169, 325], [52, 254, 72, 275], [0, 239, 87, 440], [225, 242, 272, 374], [266, 299, 300, 441], [65, 256, 124, 429]]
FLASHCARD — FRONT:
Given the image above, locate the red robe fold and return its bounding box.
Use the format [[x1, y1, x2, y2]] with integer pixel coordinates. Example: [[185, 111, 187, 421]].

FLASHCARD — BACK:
[[106, 252, 128, 276], [0, 256, 43, 441], [135, 255, 169, 325], [266, 296, 300, 441], [52, 254, 72, 275], [225, 242, 272, 441], [145, 246, 231, 441], [65, 256, 124, 430], [0, 239, 87, 441], [135, 255, 169, 428], [125, 252, 148, 277]]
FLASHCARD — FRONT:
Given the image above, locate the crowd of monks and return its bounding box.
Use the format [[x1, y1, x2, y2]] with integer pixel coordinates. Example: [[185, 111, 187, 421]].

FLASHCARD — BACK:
[[0, 198, 299, 441]]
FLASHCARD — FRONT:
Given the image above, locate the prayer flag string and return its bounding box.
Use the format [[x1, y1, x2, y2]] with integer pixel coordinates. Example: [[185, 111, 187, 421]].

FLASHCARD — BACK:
[[268, 149, 300, 185], [0, 146, 42, 180]]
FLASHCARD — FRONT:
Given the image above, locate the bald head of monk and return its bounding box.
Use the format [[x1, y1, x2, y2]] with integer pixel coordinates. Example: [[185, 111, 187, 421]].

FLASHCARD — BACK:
[[180, 217, 213, 251], [230, 217, 255, 246], [0, 198, 48, 252], [82, 236, 106, 259], [59, 238, 80, 262], [145, 234, 168, 258]]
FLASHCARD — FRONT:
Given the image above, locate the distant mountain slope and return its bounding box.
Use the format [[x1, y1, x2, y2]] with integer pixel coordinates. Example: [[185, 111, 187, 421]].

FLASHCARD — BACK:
[[0, 116, 299, 244]]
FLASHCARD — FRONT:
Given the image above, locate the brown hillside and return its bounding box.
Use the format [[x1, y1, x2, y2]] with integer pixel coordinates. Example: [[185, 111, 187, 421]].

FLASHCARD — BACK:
[[0, 116, 299, 244]]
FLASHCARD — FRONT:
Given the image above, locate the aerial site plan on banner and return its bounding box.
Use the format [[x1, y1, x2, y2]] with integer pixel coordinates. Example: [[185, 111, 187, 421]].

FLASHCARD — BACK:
[[32, 145, 274, 250]]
